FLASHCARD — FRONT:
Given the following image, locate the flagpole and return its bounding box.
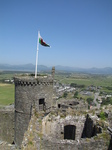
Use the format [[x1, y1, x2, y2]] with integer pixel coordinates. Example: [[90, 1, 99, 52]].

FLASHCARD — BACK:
[[35, 31, 40, 78]]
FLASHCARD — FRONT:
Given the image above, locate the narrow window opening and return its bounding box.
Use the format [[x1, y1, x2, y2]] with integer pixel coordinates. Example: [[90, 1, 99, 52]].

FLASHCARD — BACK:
[[58, 104, 61, 108], [39, 98, 45, 111]]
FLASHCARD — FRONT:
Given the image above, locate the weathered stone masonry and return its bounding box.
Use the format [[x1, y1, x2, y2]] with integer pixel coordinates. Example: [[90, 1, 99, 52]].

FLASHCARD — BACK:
[[0, 107, 14, 143], [14, 76, 54, 147], [42, 114, 86, 140]]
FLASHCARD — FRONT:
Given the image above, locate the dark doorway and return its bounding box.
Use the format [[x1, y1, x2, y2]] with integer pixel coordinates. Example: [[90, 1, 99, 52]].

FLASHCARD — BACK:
[[39, 98, 45, 111], [64, 125, 76, 140]]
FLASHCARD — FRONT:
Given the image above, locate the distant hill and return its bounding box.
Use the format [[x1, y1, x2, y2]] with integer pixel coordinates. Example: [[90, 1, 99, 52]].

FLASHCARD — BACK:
[[55, 66, 112, 74], [0, 64, 112, 74], [0, 64, 49, 72]]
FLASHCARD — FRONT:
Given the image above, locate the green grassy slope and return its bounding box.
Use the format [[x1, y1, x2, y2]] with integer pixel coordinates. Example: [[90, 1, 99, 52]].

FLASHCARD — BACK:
[[0, 84, 14, 105]]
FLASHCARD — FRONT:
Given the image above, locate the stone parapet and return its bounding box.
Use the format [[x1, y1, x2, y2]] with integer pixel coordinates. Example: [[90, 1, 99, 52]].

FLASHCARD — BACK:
[[14, 75, 53, 86], [0, 107, 14, 144]]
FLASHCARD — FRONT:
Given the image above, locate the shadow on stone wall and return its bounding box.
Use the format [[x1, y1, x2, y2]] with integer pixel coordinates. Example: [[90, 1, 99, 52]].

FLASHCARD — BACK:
[[14, 105, 33, 148], [81, 114, 102, 138], [108, 135, 112, 150]]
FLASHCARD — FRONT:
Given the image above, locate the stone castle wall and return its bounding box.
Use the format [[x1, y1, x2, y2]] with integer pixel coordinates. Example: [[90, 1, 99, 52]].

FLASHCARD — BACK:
[[57, 99, 88, 111], [14, 76, 53, 147], [42, 114, 86, 140], [22, 111, 110, 150], [0, 107, 14, 143], [40, 138, 109, 150]]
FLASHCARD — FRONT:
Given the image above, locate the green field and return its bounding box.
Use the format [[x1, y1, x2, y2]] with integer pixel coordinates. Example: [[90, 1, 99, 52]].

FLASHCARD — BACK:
[[55, 73, 112, 95], [0, 71, 112, 106], [0, 83, 14, 106], [55, 74, 112, 87]]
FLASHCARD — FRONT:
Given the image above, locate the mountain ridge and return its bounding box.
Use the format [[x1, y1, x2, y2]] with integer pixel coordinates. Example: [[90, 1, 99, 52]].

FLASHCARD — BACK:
[[0, 64, 112, 74]]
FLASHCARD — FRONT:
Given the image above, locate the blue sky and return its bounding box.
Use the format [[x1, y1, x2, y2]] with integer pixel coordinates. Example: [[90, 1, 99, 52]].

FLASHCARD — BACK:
[[0, 0, 112, 68]]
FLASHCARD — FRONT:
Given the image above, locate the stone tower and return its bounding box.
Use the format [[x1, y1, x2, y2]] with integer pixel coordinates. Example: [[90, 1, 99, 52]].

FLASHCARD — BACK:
[[51, 66, 55, 79], [14, 74, 54, 147]]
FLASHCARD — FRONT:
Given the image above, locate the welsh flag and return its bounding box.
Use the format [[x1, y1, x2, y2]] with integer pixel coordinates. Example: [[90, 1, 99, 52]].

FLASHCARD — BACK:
[[39, 34, 50, 47]]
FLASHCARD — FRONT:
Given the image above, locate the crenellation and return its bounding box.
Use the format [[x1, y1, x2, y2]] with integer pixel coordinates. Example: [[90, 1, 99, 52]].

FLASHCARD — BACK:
[[14, 77, 53, 86]]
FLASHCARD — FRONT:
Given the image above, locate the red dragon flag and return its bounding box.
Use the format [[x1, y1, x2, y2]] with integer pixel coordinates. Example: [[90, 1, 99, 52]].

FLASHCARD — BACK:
[[39, 34, 50, 47], [35, 31, 51, 78]]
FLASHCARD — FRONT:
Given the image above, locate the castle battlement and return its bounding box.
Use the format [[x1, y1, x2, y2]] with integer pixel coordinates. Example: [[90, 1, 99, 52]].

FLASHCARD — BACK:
[[14, 75, 53, 86]]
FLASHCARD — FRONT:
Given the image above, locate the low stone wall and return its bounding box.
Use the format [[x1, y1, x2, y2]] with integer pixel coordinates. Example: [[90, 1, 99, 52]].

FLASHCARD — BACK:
[[57, 99, 88, 111], [0, 106, 14, 143], [40, 137, 109, 150]]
